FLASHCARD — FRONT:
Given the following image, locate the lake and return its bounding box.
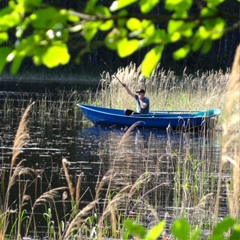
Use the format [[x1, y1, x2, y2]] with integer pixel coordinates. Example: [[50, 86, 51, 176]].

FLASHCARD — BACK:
[[0, 91, 226, 239]]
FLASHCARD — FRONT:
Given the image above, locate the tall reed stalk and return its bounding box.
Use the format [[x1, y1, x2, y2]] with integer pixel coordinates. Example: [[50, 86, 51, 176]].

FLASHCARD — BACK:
[[1, 102, 34, 239], [214, 44, 240, 221]]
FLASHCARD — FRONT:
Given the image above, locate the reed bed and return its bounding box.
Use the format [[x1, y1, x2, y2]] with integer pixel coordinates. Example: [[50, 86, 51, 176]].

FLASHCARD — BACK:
[[0, 90, 88, 129], [94, 63, 231, 128], [95, 124, 224, 238]]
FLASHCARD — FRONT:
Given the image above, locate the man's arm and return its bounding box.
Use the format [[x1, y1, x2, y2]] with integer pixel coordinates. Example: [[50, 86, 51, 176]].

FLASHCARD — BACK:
[[122, 84, 136, 98]]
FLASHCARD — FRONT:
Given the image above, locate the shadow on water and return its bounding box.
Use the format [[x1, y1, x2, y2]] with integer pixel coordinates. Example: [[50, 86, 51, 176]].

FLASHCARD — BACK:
[[0, 94, 225, 238]]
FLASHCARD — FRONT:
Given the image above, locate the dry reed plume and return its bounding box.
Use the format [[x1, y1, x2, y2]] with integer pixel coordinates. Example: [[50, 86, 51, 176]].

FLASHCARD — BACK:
[[215, 44, 240, 220], [62, 158, 75, 202], [11, 102, 35, 167], [118, 121, 141, 147], [0, 103, 35, 240], [62, 200, 98, 238]]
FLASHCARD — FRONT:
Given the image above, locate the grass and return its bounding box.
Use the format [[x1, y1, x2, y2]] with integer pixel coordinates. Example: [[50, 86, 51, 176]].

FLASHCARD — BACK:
[[0, 45, 239, 238]]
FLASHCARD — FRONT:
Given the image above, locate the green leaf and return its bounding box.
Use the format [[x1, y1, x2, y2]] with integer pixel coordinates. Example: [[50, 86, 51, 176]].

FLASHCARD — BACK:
[[210, 20, 225, 40], [201, 39, 212, 54], [11, 54, 24, 75], [190, 228, 201, 240], [85, 0, 98, 14], [105, 32, 118, 50], [171, 219, 190, 240], [153, 29, 168, 44], [83, 21, 101, 41], [0, 47, 12, 73], [117, 9, 128, 27], [201, 7, 226, 39], [117, 38, 139, 57], [168, 20, 184, 34], [0, 32, 8, 44], [105, 28, 127, 50], [96, 6, 113, 31], [100, 20, 114, 31], [181, 27, 193, 38], [170, 32, 181, 42], [208, 236, 224, 240], [42, 44, 70, 68], [127, 18, 142, 31], [192, 31, 204, 52], [165, 0, 193, 12], [145, 220, 165, 240], [168, 16, 195, 39], [110, 0, 138, 11], [0, 9, 21, 29], [206, 0, 224, 8], [33, 47, 46, 65], [124, 219, 133, 229], [30, 7, 68, 29], [212, 217, 237, 237], [0, 6, 12, 18], [142, 45, 164, 77], [140, 0, 159, 13], [123, 219, 146, 239], [67, 12, 79, 23], [17, 0, 42, 9], [201, 7, 217, 18], [14, 35, 40, 58], [198, 26, 211, 39], [141, 20, 156, 38], [173, 45, 190, 60], [230, 225, 240, 240]]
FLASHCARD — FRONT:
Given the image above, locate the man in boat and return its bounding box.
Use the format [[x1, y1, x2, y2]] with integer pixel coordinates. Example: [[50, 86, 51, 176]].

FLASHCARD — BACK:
[[122, 84, 150, 115]]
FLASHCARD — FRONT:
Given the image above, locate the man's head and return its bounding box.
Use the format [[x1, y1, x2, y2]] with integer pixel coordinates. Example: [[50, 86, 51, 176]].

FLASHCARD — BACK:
[[136, 89, 145, 98], [136, 89, 145, 94]]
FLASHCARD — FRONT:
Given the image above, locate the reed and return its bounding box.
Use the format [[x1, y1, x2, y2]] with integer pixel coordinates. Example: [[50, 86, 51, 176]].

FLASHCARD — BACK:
[[94, 124, 175, 239], [1, 102, 34, 239], [214, 44, 240, 221], [95, 62, 229, 128]]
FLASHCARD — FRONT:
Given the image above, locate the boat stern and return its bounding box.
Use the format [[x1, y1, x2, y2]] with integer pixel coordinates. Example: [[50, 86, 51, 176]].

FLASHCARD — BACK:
[[204, 109, 221, 129]]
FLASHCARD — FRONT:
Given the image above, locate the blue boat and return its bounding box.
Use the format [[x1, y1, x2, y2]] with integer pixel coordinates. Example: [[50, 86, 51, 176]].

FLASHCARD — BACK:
[[77, 104, 221, 130]]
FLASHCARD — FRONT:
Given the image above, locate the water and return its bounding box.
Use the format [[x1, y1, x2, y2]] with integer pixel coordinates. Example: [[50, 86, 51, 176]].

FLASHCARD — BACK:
[[0, 92, 225, 238]]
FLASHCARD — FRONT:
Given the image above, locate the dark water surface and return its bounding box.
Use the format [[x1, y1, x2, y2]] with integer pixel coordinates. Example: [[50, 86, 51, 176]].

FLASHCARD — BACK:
[[0, 92, 225, 238]]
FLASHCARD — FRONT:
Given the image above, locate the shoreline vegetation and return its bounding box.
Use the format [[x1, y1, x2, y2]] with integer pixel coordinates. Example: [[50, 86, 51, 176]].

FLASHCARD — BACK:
[[93, 63, 233, 130], [0, 45, 239, 239]]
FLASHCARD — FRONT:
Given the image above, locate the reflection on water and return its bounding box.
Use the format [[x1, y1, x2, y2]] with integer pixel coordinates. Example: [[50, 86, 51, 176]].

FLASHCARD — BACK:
[[75, 126, 224, 231], [0, 97, 225, 237]]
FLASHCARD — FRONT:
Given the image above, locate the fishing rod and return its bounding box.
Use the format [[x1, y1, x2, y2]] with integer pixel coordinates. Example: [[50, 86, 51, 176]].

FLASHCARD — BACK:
[[100, 58, 124, 86]]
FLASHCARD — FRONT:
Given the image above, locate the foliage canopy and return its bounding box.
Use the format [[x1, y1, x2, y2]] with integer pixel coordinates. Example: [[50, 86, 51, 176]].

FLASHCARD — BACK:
[[0, 0, 239, 76]]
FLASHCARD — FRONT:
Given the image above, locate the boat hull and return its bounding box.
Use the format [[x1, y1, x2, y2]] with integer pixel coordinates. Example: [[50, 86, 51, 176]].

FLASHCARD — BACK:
[[77, 104, 221, 130]]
